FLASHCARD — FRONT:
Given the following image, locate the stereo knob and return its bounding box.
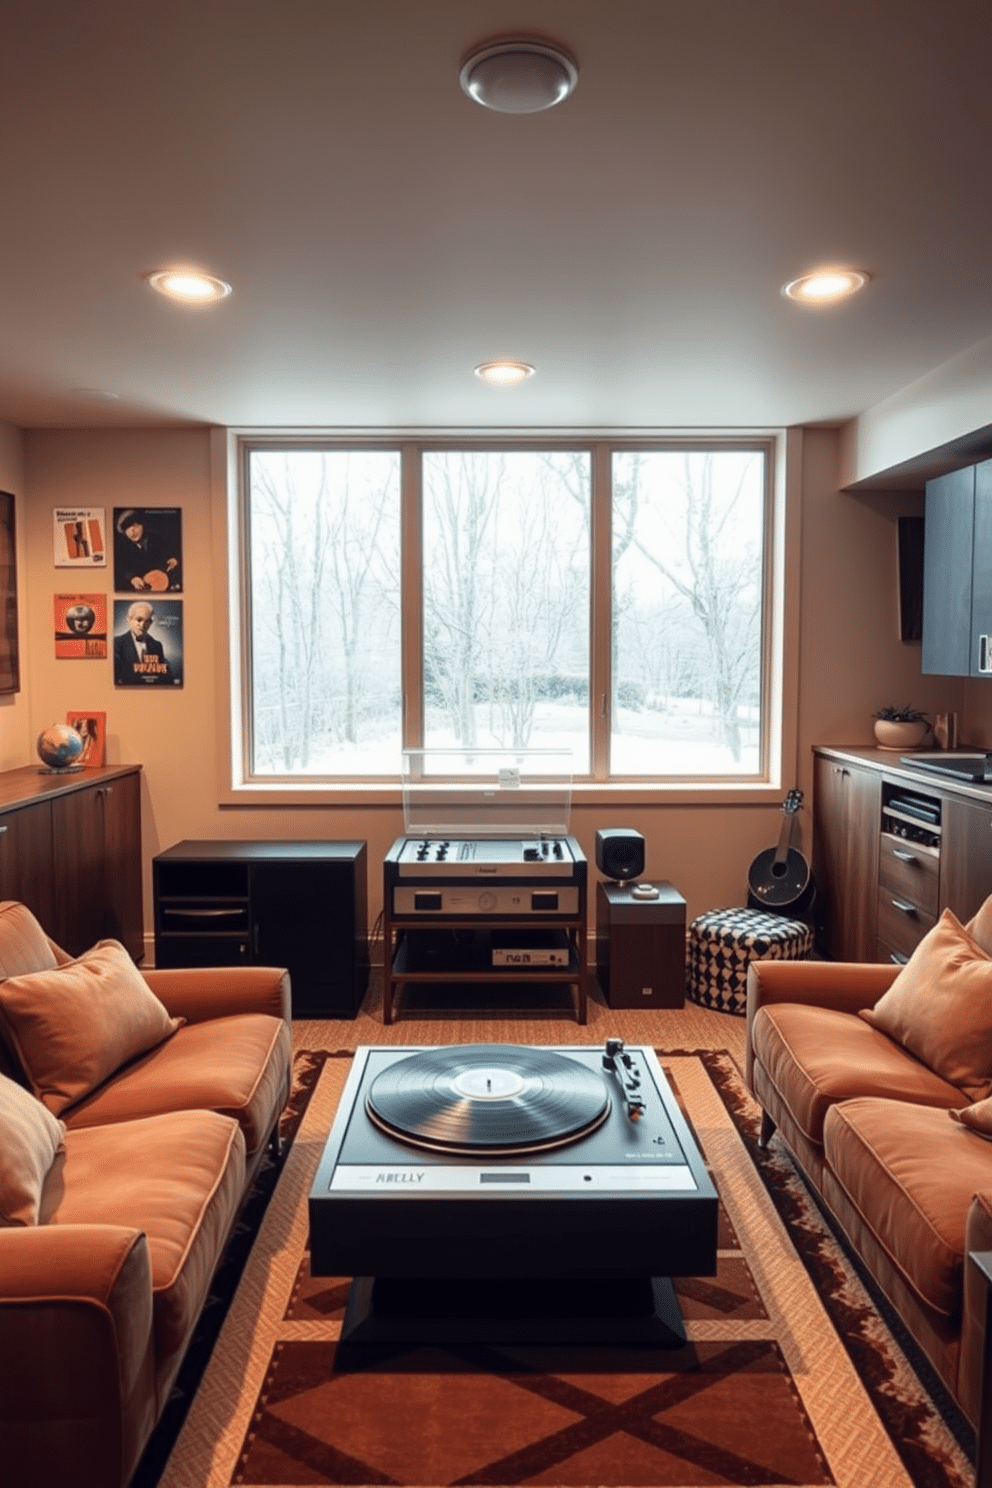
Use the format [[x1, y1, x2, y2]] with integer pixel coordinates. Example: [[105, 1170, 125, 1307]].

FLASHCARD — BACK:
[[479, 891, 498, 911]]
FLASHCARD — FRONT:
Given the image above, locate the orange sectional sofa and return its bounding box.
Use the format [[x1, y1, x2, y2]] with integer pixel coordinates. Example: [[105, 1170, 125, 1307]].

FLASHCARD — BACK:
[[0, 901, 292, 1488], [747, 896, 992, 1436]]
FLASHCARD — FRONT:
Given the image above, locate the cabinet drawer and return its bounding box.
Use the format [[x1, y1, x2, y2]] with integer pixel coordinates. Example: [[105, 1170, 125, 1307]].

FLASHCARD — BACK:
[[157, 900, 250, 933], [877, 941, 911, 967], [876, 889, 936, 959], [877, 833, 939, 917]]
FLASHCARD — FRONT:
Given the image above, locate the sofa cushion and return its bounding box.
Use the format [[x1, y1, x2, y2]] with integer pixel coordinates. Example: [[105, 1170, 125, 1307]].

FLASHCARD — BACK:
[[44, 1110, 246, 1362], [61, 1013, 291, 1157], [0, 1071, 66, 1226], [859, 910, 992, 1101], [751, 1003, 963, 1148], [824, 1096, 992, 1318], [0, 940, 183, 1116], [949, 1094, 992, 1141]]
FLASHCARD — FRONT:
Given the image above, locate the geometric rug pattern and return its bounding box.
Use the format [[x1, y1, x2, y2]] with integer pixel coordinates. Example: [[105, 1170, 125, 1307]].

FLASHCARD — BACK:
[[157, 1051, 974, 1488]]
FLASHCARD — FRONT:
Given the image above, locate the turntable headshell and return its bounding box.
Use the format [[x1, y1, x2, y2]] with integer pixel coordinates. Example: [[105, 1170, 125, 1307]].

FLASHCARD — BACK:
[[602, 1038, 646, 1122]]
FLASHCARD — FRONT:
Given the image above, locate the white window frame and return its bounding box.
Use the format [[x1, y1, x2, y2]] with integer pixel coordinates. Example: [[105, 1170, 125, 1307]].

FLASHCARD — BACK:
[[216, 428, 798, 806]]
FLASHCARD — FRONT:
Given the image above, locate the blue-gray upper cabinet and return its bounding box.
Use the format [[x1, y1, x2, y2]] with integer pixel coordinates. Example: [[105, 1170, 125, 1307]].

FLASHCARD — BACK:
[[922, 458, 992, 677]]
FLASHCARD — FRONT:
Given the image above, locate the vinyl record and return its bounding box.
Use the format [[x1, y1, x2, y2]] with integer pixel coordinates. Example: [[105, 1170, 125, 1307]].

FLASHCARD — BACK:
[[367, 1045, 610, 1155]]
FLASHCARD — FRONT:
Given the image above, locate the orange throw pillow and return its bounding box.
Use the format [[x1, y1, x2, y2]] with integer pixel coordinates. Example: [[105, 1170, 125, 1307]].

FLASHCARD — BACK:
[[0, 1071, 66, 1225], [0, 940, 183, 1116], [860, 910, 992, 1101]]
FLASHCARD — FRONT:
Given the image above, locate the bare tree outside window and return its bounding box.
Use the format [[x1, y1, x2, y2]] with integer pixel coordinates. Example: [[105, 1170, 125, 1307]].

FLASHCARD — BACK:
[[612, 449, 765, 775], [238, 440, 776, 785], [247, 449, 402, 775], [422, 451, 590, 768]]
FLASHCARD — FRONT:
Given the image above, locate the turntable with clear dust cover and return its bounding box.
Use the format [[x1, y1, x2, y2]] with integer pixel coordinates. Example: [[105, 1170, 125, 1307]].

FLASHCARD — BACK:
[[382, 749, 588, 1023]]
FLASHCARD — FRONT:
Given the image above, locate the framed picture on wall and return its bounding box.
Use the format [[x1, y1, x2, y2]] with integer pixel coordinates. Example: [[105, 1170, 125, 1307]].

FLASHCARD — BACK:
[[54, 593, 108, 658], [113, 507, 182, 593], [65, 711, 106, 766], [113, 597, 183, 686], [53, 508, 107, 568], [0, 491, 19, 695]]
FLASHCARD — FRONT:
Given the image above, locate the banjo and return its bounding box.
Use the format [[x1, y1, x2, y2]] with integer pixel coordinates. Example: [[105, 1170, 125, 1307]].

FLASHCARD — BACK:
[[746, 788, 815, 913]]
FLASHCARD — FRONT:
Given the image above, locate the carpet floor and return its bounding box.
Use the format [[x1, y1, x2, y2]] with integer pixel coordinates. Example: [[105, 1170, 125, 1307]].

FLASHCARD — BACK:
[[151, 1033, 974, 1488]]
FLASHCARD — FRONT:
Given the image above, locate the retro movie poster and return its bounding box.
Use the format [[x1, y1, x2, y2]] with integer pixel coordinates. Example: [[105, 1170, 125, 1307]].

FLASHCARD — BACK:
[[53, 508, 107, 568], [113, 597, 183, 686], [65, 711, 106, 766], [54, 593, 108, 658], [113, 507, 183, 592]]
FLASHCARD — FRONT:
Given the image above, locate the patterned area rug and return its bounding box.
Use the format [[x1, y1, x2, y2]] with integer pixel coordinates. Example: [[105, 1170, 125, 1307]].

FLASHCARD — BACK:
[[156, 1051, 974, 1488]]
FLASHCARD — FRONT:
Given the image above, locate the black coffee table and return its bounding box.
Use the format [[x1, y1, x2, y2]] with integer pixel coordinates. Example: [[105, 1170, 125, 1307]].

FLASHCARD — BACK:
[[308, 1044, 719, 1346]]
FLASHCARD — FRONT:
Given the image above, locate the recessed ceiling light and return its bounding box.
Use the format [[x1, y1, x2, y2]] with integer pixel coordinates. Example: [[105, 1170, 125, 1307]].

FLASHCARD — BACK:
[[782, 268, 870, 304], [460, 38, 578, 113], [474, 360, 536, 386], [146, 268, 232, 304]]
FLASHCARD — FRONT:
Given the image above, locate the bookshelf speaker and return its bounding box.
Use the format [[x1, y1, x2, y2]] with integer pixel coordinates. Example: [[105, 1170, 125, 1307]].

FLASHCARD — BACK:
[[595, 827, 645, 882]]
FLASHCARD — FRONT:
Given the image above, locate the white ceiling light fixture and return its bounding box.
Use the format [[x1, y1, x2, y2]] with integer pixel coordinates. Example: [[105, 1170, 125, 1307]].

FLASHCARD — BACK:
[[474, 360, 536, 386], [782, 267, 870, 305], [146, 268, 232, 304], [460, 37, 578, 114]]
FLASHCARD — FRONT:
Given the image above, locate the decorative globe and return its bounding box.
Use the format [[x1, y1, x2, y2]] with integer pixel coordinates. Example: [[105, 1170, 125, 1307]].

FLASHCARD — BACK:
[[37, 723, 85, 771]]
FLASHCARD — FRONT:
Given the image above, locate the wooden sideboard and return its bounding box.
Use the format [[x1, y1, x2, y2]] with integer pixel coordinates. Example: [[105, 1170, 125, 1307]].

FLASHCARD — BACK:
[[813, 746, 992, 964], [0, 763, 143, 960]]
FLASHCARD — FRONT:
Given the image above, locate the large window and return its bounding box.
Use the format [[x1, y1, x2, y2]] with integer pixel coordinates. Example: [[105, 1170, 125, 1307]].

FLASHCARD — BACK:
[[422, 451, 590, 769], [238, 439, 775, 785], [246, 448, 402, 774], [611, 449, 765, 776]]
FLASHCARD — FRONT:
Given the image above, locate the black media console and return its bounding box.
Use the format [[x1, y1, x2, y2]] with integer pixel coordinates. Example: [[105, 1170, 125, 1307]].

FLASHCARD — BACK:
[[153, 839, 368, 1018]]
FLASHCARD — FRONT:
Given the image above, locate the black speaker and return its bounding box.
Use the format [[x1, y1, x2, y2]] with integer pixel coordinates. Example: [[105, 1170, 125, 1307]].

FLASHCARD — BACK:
[[595, 827, 645, 882]]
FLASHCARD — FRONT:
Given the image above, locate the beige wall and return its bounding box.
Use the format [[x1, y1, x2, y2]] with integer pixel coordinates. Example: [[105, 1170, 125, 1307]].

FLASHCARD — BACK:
[[11, 423, 987, 953]]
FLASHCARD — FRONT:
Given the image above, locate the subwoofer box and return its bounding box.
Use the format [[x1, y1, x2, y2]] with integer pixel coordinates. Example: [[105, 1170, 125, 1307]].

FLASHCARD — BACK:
[[596, 880, 686, 1009]]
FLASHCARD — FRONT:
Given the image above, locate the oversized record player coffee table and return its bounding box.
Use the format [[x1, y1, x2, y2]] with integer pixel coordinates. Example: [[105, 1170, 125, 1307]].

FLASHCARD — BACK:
[[309, 1041, 718, 1346]]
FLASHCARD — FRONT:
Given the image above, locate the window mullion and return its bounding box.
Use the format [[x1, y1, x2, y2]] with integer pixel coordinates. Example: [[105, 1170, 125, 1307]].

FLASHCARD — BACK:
[[589, 442, 612, 781], [401, 442, 423, 749]]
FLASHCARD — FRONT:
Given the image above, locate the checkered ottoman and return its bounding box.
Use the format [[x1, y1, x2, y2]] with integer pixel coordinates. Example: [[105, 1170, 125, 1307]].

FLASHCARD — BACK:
[[686, 907, 814, 1016]]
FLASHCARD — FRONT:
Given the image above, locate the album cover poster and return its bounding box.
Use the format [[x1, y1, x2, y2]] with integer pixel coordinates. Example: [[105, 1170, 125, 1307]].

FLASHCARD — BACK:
[[65, 710, 106, 766], [53, 508, 107, 568], [113, 598, 183, 686], [113, 506, 183, 593], [54, 593, 108, 658]]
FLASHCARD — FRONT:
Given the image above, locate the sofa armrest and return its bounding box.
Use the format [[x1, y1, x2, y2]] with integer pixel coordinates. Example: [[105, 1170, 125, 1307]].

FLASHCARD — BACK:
[[746, 959, 902, 1097], [0, 1225, 157, 1485], [747, 957, 900, 1018], [141, 964, 291, 1024], [960, 1195, 992, 1432]]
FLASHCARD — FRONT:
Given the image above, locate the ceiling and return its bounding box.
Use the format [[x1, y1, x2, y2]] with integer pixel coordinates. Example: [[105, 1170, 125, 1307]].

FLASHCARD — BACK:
[[1, 0, 991, 434]]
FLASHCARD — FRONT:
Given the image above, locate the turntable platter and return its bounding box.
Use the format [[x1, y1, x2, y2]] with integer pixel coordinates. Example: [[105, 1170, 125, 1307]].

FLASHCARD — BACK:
[[366, 1044, 610, 1155]]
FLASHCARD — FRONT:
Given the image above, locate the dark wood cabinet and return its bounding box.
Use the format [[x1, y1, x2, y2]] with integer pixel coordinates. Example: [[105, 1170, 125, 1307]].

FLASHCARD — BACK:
[[153, 840, 369, 1018], [0, 764, 143, 959], [814, 747, 992, 963], [922, 457, 992, 677], [0, 796, 56, 932], [939, 795, 992, 924], [812, 752, 880, 961]]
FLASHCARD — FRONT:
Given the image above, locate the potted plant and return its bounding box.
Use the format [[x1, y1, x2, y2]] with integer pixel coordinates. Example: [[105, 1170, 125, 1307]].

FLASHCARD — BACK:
[[873, 704, 930, 751]]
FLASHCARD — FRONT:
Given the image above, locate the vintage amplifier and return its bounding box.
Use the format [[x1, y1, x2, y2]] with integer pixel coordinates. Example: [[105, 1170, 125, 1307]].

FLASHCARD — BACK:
[[385, 835, 586, 917]]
